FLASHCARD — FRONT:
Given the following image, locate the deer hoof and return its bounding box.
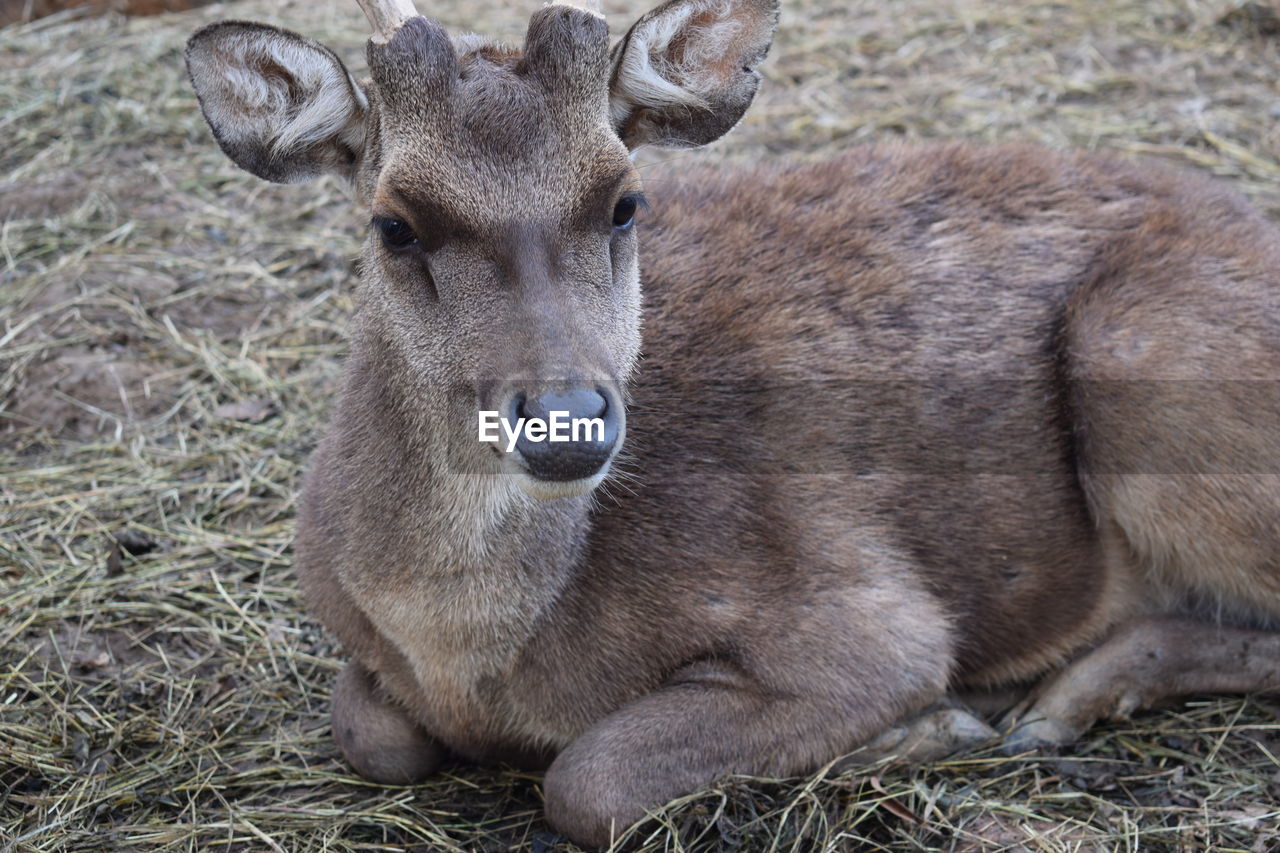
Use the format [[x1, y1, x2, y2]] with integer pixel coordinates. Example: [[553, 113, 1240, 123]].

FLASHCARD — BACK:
[[844, 704, 998, 767], [999, 712, 1081, 754]]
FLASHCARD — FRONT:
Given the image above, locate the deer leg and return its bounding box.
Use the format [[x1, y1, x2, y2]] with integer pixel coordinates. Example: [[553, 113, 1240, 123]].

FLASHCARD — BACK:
[[1000, 616, 1280, 752], [541, 553, 956, 848], [542, 658, 948, 848], [331, 660, 444, 783]]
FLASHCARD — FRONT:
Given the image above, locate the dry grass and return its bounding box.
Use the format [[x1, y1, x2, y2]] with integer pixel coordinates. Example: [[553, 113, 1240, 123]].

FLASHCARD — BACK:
[[3, 0, 1280, 850]]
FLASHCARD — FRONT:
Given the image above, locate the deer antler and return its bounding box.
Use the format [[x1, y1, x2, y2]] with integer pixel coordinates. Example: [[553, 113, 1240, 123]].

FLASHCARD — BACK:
[[356, 0, 421, 43]]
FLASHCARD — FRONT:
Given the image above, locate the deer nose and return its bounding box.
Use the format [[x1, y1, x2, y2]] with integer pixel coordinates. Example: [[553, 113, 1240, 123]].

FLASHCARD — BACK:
[[506, 386, 621, 482]]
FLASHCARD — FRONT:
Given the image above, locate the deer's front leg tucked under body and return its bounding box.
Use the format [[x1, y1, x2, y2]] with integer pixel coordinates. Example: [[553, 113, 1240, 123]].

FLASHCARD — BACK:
[[331, 661, 445, 784], [543, 591, 953, 849], [1002, 616, 1280, 751], [543, 674, 900, 847]]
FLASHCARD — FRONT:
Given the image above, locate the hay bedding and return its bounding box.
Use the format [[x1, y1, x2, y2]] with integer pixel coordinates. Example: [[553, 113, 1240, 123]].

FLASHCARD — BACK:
[[1, 0, 1278, 849]]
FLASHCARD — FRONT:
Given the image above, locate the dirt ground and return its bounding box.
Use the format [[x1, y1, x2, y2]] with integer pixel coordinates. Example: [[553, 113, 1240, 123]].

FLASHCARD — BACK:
[[2, 0, 1279, 850]]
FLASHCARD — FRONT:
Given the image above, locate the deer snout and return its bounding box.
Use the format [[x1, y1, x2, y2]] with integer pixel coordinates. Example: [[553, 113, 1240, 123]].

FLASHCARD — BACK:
[[504, 386, 621, 484]]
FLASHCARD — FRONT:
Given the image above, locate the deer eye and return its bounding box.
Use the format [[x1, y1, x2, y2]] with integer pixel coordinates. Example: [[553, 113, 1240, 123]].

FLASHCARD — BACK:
[[612, 196, 639, 230], [373, 217, 419, 252]]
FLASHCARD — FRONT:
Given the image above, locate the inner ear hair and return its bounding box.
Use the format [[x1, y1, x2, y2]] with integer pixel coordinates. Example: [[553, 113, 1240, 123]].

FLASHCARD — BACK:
[[608, 0, 779, 150], [186, 21, 369, 184], [609, 2, 711, 124]]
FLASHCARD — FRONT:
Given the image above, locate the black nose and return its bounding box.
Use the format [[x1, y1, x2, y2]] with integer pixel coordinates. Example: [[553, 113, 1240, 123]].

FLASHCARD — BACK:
[[506, 387, 621, 482]]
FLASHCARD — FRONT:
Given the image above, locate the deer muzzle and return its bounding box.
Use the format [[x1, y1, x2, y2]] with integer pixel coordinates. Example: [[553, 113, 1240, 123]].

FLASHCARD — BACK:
[[500, 384, 622, 485]]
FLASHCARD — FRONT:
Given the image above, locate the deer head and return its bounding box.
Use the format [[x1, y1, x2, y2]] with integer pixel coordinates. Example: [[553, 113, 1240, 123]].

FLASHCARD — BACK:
[[185, 0, 779, 499]]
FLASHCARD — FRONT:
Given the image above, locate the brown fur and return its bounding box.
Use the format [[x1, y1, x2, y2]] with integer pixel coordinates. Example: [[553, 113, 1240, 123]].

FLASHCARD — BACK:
[[0, 0, 211, 27], [186, 2, 1280, 847]]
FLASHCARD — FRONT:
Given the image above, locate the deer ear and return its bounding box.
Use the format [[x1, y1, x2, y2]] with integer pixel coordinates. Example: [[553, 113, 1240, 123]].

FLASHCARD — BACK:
[[608, 0, 778, 150], [186, 22, 369, 184]]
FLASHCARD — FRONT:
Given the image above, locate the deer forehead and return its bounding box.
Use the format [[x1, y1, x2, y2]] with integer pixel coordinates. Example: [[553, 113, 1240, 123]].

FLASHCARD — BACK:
[[370, 134, 634, 223], [371, 57, 619, 164], [367, 78, 634, 236]]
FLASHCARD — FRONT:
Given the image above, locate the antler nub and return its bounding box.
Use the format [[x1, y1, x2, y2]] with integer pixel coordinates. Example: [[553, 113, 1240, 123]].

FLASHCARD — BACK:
[[357, 0, 421, 43], [551, 0, 605, 20]]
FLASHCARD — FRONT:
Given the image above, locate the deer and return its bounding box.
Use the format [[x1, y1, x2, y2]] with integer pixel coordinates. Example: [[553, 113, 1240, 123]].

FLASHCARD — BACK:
[[184, 0, 1280, 846]]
